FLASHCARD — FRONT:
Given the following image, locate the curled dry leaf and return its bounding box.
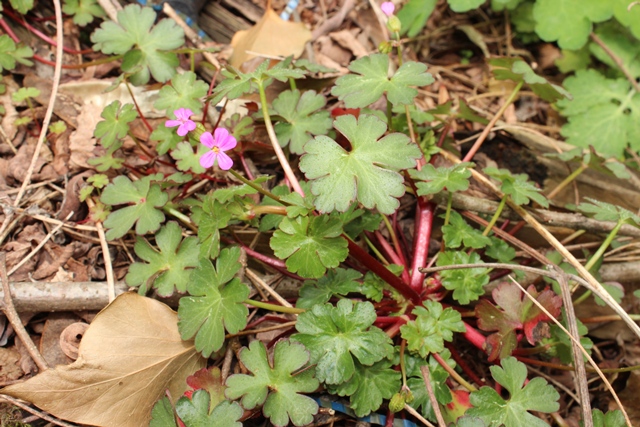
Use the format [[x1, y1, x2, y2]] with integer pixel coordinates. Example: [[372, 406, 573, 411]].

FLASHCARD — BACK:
[[2, 293, 206, 427], [59, 322, 89, 360], [230, 8, 311, 69]]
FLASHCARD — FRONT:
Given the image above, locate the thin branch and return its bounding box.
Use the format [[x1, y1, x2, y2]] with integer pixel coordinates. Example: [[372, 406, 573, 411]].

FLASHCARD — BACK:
[[551, 266, 592, 427], [509, 277, 631, 427], [590, 32, 640, 94], [8, 213, 71, 277], [13, 0, 63, 208], [86, 199, 115, 303], [0, 395, 77, 427], [420, 366, 447, 427], [245, 268, 293, 308], [438, 149, 640, 340], [0, 254, 49, 372]]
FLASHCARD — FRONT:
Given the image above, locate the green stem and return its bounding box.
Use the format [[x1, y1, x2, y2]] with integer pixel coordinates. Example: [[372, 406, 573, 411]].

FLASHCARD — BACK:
[[244, 299, 305, 314], [256, 81, 304, 196], [227, 169, 289, 205], [365, 235, 390, 265], [443, 192, 453, 226], [573, 220, 624, 305], [482, 196, 507, 236], [546, 164, 588, 200], [386, 99, 393, 130]]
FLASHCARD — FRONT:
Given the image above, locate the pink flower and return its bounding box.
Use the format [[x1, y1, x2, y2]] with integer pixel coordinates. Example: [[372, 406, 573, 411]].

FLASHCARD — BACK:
[[166, 108, 196, 136], [199, 128, 237, 170], [381, 1, 395, 16]]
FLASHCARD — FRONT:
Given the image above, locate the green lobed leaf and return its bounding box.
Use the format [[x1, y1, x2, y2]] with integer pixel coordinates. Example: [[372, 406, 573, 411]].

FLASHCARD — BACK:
[[225, 340, 319, 427], [485, 236, 516, 263], [410, 162, 473, 196], [331, 54, 434, 108], [150, 124, 183, 155], [0, 35, 34, 72], [578, 198, 640, 226], [62, 0, 105, 26], [210, 61, 305, 105], [125, 222, 200, 296], [400, 300, 466, 358], [154, 71, 209, 117], [328, 359, 401, 417], [175, 390, 243, 427], [436, 251, 489, 304], [297, 268, 363, 309], [270, 215, 348, 279], [194, 195, 232, 260], [448, 0, 486, 13], [292, 299, 394, 385], [94, 101, 137, 151], [405, 351, 455, 420], [300, 114, 422, 214], [171, 141, 208, 174], [91, 4, 184, 85], [441, 211, 492, 249], [12, 87, 40, 102], [485, 167, 549, 207], [489, 57, 570, 102], [272, 89, 332, 155], [177, 247, 250, 357], [9, 0, 33, 13], [545, 309, 593, 364], [101, 175, 168, 239], [557, 69, 640, 157], [185, 367, 228, 410], [589, 409, 626, 427], [532, 0, 612, 50], [150, 396, 177, 427], [467, 357, 560, 427], [612, 0, 640, 40], [397, 0, 437, 38], [590, 22, 640, 80]]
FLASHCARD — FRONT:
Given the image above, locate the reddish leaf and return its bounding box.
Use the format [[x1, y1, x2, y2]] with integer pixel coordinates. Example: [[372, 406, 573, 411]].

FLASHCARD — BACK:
[[185, 366, 227, 411], [476, 282, 562, 361]]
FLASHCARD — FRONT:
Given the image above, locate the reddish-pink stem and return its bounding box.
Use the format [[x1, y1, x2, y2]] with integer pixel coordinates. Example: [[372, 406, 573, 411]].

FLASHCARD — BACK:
[[374, 231, 410, 284], [409, 200, 435, 291], [4, 10, 93, 55], [442, 345, 487, 388], [462, 321, 486, 351], [346, 237, 422, 305]]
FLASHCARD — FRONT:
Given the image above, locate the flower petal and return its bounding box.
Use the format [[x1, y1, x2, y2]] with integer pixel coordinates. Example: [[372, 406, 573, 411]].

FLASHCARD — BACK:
[[200, 151, 216, 168], [214, 128, 237, 151], [200, 132, 215, 149], [174, 108, 193, 120], [177, 124, 189, 136], [216, 152, 234, 170], [165, 119, 181, 128], [381, 1, 395, 16]]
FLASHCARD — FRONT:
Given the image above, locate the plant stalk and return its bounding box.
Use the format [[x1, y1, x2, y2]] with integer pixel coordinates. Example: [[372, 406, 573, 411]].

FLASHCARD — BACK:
[[346, 236, 422, 304], [409, 200, 436, 292], [245, 299, 304, 314], [257, 81, 305, 196], [462, 80, 523, 162]]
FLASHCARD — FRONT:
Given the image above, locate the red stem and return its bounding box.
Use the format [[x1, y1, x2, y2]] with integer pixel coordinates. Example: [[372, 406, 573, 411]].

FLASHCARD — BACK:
[[408, 199, 435, 291], [124, 81, 153, 133], [346, 236, 422, 305], [374, 231, 410, 284], [441, 346, 487, 388], [462, 321, 486, 351], [4, 10, 93, 55]]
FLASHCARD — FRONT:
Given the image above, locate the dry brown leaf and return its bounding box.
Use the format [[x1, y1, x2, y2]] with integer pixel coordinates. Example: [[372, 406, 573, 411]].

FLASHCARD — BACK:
[[2, 293, 206, 427], [230, 7, 311, 68], [0, 347, 23, 382]]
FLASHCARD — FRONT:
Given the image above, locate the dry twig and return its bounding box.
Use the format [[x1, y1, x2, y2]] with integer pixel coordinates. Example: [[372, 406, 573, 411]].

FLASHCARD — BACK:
[[0, 254, 49, 372]]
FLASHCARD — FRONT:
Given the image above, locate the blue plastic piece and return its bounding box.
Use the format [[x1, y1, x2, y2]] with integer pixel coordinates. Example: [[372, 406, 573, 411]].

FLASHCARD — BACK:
[[279, 0, 300, 20], [313, 396, 419, 427]]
